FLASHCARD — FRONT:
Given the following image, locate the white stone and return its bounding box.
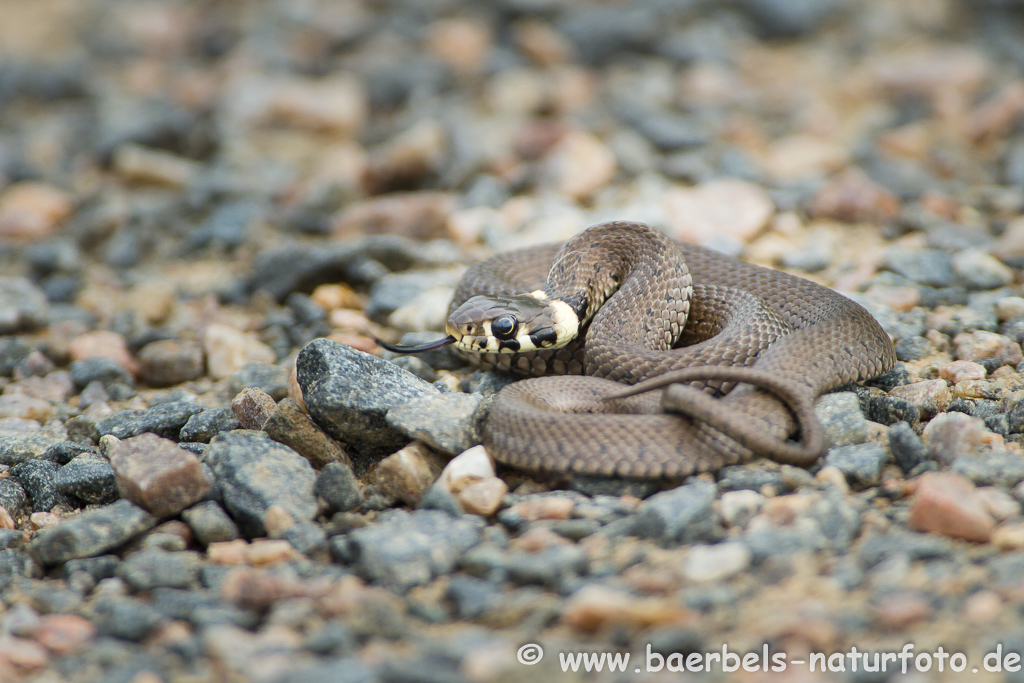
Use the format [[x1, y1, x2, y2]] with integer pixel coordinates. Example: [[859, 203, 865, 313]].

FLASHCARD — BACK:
[[681, 543, 751, 583]]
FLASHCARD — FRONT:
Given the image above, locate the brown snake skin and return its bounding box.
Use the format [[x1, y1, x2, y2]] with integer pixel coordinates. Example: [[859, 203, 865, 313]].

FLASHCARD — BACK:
[[452, 221, 897, 479]]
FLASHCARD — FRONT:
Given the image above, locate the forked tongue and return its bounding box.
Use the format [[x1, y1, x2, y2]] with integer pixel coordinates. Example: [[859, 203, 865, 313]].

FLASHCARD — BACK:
[[375, 335, 456, 354]]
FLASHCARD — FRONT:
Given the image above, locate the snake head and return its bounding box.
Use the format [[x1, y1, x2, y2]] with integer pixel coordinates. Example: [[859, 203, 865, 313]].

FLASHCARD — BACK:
[[446, 293, 580, 354]]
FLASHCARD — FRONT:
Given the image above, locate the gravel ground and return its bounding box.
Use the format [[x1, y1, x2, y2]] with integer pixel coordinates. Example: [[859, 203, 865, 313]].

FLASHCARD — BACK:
[[3, 0, 1024, 681]]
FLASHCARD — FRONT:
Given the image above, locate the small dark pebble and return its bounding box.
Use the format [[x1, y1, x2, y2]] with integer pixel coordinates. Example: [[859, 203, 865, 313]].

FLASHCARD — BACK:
[[179, 407, 240, 443], [315, 462, 364, 514], [119, 549, 201, 591], [181, 501, 240, 547], [92, 595, 165, 642], [820, 443, 887, 489], [69, 357, 134, 390], [11, 460, 59, 512], [888, 422, 929, 473], [29, 500, 156, 565], [0, 479, 29, 517], [55, 453, 119, 505], [633, 480, 720, 544], [96, 400, 205, 440]]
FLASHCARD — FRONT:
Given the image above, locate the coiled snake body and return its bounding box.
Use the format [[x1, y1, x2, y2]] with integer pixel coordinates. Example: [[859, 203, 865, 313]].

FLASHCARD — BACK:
[[386, 221, 897, 479]]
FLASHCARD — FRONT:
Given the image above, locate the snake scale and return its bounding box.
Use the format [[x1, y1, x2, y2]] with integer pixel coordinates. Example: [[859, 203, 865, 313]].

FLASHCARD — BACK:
[[384, 221, 897, 479]]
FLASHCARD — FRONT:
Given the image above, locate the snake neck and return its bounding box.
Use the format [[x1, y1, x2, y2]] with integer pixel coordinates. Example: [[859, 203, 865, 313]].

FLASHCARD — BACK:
[[544, 221, 693, 355]]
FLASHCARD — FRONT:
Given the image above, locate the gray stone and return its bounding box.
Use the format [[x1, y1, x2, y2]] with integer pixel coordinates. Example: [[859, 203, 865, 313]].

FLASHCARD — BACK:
[[181, 501, 239, 546], [0, 478, 28, 517], [68, 357, 134, 390], [228, 361, 291, 401], [92, 595, 164, 641], [28, 500, 157, 565], [0, 277, 49, 333], [884, 248, 955, 288], [385, 393, 487, 454], [202, 430, 317, 538], [633, 480, 719, 543], [315, 462, 363, 513], [858, 531, 953, 568], [951, 452, 1024, 488], [179, 407, 240, 443], [820, 443, 887, 489], [895, 336, 933, 362], [888, 422, 929, 473], [346, 509, 483, 592], [11, 460, 59, 512], [95, 400, 205, 440], [296, 338, 439, 457], [504, 545, 589, 588], [815, 392, 868, 449], [0, 420, 68, 466], [119, 549, 202, 591], [137, 340, 205, 386], [55, 454, 119, 505]]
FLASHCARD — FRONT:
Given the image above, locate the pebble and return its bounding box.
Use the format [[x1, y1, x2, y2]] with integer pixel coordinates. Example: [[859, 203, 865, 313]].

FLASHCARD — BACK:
[[67, 331, 137, 372], [112, 143, 201, 187], [0, 278, 50, 334], [811, 170, 901, 223], [28, 500, 156, 565], [68, 357, 134, 391], [716, 489, 765, 528], [681, 542, 752, 583], [887, 379, 951, 421], [263, 398, 351, 469], [315, 462, 364, 513], [954, 330, 1024, 367], [345, 509, 483, 592], [0, 420, 68, 465], [0, 182, 73, 240], [883, 248, 955, 288], [953, 249, 1014, 290], [908, 472, 995, 543], [562, 584, 688, 632], [888, 422, 930, 473], [181, 501, 240, 547], [230, 386, 277, 431], [228, 362, 291, 402], [96, 400, 205, 440], [363, 120, 447, 195], [385, 393, 486, 455], [108, 433, 210, 518], [10, 460, 59, 512], [541, 131, 616, 200], [951, 451, 1024, 488], [55, 454, 119, 506], [820, 443, 888, 489], [814, 392, 868, 448], [0, 394, 53, 422], [296, 338, 439, 457], [204, 323, 277, 381], [437, 445, 506, 516], [661, 178, 774, 246], [256, 74, 367, 134], [120, 548, 201, 591], [634, 480, 718, 544], [921, 412, 992, 465], [939, 360, 987, 383], [137, 340, 205, 386], [374, 442, 444, 507], [179, 407, 240, 443], [204, 431, 317, 538], [0, 479, 28, 518]]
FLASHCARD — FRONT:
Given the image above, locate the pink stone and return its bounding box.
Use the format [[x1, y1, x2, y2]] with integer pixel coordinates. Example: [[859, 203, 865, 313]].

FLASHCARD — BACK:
[[108, 433, 211, 518], [908, 472, 995, 542]]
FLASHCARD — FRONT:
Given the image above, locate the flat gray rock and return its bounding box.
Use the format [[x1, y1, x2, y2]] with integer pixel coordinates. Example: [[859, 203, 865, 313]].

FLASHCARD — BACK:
[[28, 499, 156, 566], [296, 338, 438, 457], [202, 430, 317, 537], [386, 393, 487, 454]]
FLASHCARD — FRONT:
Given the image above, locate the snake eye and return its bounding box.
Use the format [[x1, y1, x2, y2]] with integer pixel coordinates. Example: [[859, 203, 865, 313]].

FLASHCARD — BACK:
[[491, 315, 518, 340]]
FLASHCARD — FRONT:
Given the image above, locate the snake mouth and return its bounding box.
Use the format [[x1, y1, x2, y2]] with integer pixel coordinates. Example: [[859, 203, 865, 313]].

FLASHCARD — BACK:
[[375, 335, 456, 354]]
